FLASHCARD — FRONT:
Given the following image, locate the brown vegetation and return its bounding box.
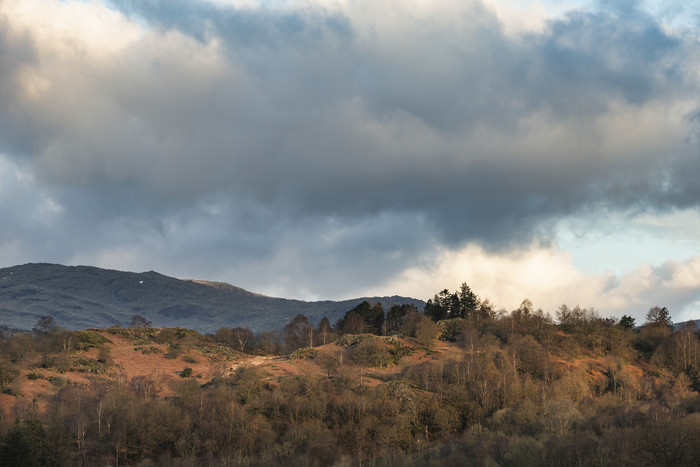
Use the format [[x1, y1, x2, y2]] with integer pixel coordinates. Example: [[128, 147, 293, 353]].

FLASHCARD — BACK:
[[0, 295, 699, 466]]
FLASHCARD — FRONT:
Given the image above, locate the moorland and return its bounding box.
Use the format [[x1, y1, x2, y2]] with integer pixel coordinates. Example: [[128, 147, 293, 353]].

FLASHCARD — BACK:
[[1, 284, 699, 466]]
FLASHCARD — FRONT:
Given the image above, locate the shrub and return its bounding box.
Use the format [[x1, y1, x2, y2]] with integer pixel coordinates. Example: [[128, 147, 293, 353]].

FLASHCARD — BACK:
[[352, 339, 393, 368], [336, 334, 372, 347], [0, 362, 19, 386], [135, 345, 162, 355], [437, 318, 464, 341], [48, 376, 66, 387], [178, 367, 193, 378], [156, 327, 202, 345], [183, 354, 199, 364], [164, 344, 182, 359], [415, 316, 440, 348], [290, 348, 318, 361], [74, 331, 112, 351]]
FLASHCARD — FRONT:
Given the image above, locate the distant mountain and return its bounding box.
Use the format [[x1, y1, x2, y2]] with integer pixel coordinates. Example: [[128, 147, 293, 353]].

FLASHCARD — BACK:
[[674, 319, 700, 330], [0, 263, 425, 333]]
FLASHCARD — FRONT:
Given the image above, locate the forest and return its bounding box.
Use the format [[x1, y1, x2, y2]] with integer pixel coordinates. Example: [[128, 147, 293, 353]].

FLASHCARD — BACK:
[[1, 284, 699, 466]]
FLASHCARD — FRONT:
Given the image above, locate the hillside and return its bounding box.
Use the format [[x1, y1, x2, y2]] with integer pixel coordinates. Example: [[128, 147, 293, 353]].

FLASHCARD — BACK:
[[1, 319, 699, 466], [0, 263, 425, 332]]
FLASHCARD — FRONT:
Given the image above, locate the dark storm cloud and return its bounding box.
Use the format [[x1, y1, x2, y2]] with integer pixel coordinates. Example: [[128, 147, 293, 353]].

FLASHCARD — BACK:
[[0, 19, 39, 158], [0, 0, 698, 297]]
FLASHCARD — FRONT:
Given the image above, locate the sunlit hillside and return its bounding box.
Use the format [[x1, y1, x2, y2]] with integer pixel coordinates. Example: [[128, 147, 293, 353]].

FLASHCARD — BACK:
[[1, 301, 699, 466]]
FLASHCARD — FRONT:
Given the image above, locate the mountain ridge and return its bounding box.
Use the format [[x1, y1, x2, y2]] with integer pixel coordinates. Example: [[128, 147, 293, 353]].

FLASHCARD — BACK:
[[0, 263, 425, 333]]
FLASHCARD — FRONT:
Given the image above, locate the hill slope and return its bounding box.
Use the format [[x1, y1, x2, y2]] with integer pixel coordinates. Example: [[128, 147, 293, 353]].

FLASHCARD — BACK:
[[0, 263, 425, 333]]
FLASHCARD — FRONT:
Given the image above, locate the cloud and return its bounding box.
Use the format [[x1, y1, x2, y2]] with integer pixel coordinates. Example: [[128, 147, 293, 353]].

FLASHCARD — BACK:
[[375, 242, 700, 323], [0, 0, 698, 316]]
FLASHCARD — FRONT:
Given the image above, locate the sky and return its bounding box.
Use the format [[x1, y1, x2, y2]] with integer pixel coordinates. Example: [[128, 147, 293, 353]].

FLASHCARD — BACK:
[[1, 0, 699, 324]]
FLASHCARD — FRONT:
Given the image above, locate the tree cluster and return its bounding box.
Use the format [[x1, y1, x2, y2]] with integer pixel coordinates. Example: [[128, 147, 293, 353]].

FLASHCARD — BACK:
[[0, 294, 698, 466]]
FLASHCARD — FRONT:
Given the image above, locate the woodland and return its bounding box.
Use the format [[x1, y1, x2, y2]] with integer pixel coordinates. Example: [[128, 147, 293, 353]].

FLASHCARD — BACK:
[[0, 284, 699, 466]]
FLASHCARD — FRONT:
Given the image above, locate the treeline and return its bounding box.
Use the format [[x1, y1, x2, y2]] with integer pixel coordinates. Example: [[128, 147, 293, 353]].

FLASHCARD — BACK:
[[0, 285, 699, 466]]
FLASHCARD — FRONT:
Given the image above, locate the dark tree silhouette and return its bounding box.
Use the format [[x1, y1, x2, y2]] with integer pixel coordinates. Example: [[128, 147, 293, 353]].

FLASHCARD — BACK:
[[130, 314, 152, 328], [32, 316, 56, 335], [644, 306, 673, 330], [284, 314, 314, 350], [619, 315, 636, 329]]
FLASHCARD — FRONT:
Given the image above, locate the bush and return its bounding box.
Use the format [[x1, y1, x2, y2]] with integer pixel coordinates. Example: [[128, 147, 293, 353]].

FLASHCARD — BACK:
[[48, 376, 66, 387], [437, 318, 464, 341], [26, 372, 43, 380], [178, 367, 193, 378], [164, 344, 182, 360], [135, 346, 162, 355], [156, 327, 202, 345], [290, 348, 318, 361], [415, 317, 440, 348], [105, 326, 158, 344], [74, 331, 112, 351], [336, 334, 372, 347], [0, 362, 19, 386], [183, 354, 199, 364], [352, 339, 393, 368]]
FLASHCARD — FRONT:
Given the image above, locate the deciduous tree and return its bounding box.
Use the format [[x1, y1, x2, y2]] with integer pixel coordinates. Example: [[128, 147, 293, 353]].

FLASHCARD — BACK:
[[284, 314, 314, 350]]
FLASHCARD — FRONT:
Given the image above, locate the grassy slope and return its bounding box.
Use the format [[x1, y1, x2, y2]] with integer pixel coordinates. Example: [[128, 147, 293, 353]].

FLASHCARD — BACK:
[[0, 327, 671, 420]]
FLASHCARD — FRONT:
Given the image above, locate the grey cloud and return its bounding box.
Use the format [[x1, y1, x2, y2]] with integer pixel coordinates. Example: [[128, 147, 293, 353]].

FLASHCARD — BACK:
[[0, 0, 699, 298], [0, 19, 39, 158]]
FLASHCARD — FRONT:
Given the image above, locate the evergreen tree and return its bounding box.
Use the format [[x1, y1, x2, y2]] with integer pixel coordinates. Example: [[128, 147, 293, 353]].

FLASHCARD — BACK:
[[457, 283, 480, 320], [368, 303, 385, 335], [619, 315, 636, 329], [644, 306, 673, 330]]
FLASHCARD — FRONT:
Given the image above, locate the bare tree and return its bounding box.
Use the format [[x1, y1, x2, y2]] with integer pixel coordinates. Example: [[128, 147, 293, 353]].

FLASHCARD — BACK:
[[130, 314, 152, 328], [284, 314, 314, 350], [231, 327, 254, 352]]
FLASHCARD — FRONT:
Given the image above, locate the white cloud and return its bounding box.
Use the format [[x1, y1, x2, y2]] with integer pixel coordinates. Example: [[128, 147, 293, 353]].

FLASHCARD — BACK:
[[374, 242, 700, 322]]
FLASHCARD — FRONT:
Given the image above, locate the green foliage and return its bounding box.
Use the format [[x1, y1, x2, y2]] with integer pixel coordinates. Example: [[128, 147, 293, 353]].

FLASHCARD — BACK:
[[72, 357, 108, 374], [47, 376, 66, 387], [289, 347, 318, 361], [197, 344, 238, 359], [134, 345, 162, 355], [619, 315, 636, 329], [74, 331, 112, 351], [0, 417, 49, 467], [336, 333, 373, 347], [155, 327, 202, 345], [386, 304, 417, 334], [104, 325, 158, 344], [338, 301, 386, 335], [424, 283, 487, 323], [178, 367, 193, 378]]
